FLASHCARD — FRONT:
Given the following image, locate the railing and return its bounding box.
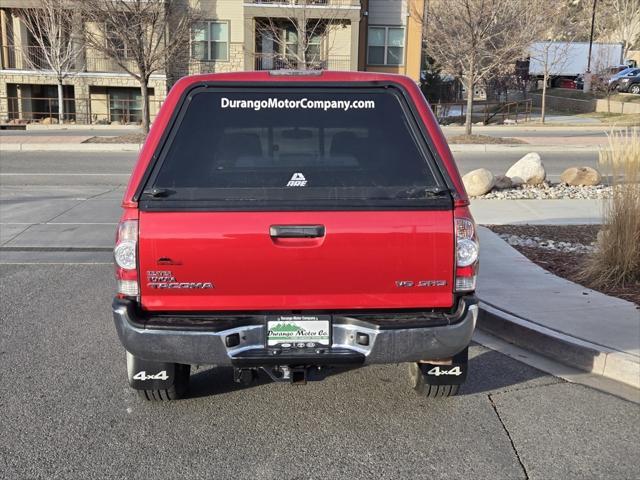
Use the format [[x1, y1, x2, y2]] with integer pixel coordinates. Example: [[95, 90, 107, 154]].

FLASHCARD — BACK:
[[245, 0, 360, 6], [1, 96, 163, 125], [84, 55, 138, 74], [432, 99, 533, 125], [0, 45, 149, 74], [3, 96, 77, 123], [1, 45, 56, 70], [253, 53, 351, 71]]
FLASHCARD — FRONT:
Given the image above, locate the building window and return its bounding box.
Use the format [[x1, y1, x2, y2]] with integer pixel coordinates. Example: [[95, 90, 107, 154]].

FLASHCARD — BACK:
[[367, 26, 405, 66], [306, 32, 323, 63], [105, 22, 130, 59], [284, 26, 298, 62], [192, 21, 229, 61], [108, 87, 153, 124]]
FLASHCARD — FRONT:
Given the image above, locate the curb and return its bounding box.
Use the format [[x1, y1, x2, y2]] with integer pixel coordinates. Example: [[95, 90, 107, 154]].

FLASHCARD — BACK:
[[478, 301, 640, 389], [1, 143, 142, 152], [448, 144, 600, 153]]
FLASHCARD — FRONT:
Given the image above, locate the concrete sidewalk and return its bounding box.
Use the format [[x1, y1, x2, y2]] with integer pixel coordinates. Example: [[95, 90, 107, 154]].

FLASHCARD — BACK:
[[477, 227, 640, 388], [0, 125, 611, 153], [470, 199, 603, 225]]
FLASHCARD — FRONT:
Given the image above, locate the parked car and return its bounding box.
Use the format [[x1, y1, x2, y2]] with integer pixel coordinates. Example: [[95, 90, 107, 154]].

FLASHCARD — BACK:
[[112, 71, 478, 401], [609, 67, 640, 91], [616, 69, 640, 94]]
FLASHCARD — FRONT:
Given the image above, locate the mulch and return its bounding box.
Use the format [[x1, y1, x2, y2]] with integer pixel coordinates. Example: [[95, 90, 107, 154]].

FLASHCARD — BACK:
[[83, 133, 147, 144], [487, 224, 640, 306], [447, 134, 528, 144]]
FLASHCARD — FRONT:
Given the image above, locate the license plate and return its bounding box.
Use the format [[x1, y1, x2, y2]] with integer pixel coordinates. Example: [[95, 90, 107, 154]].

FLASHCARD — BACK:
[[267, 315, 330, 348]]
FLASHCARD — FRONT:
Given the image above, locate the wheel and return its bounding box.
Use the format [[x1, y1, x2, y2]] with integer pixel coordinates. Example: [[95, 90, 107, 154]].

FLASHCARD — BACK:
[[408, 347, 468, 398], [629, 84, 640, 94], [408, 363, 461, 398], [126, 351, 190, 401]]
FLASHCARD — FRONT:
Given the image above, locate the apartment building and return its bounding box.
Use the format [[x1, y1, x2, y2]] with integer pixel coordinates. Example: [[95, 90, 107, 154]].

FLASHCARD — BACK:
[[0, 0, 424, 125]]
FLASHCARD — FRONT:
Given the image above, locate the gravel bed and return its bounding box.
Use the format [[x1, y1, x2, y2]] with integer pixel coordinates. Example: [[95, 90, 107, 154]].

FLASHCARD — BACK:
[[488, 224, 639, 305], [498, 233, 595, 253], [475, 182, 612, 200]]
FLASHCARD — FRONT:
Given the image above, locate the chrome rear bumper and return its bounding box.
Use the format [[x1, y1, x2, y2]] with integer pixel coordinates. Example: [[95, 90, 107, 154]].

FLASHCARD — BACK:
[[113, 297, 477, 366]]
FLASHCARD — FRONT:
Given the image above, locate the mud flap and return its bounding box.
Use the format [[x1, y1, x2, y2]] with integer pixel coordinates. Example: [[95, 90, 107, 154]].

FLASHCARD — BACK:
[[126, 352, 181, 391], [418, 347, 468, 385]]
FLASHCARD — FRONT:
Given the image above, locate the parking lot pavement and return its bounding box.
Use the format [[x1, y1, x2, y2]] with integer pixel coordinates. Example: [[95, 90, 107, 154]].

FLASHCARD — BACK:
[[1, 261, 638, 479]]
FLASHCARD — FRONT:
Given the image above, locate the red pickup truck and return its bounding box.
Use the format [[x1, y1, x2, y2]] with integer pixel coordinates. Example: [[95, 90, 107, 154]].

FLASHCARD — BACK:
[[112, 71, 478, 401]]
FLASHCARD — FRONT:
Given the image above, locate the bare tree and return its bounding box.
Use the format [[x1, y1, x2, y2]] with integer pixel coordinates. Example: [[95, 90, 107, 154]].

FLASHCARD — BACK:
[[18, 0, 80, 124], [529, 40, 573, 123], [421, 0, 549, 135], [79, 0, 199, 133], [253, 1, 350, 70], [591, 0, 640, 57]]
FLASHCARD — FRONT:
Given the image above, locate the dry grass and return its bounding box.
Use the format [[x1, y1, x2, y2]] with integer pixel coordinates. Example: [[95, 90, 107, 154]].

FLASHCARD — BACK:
[[580, 128, 640, 289]]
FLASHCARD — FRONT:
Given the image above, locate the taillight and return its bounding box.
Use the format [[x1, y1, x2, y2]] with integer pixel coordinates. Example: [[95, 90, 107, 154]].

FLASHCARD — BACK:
[[115, 219, 139, 297], [455, 216, 479, 292]]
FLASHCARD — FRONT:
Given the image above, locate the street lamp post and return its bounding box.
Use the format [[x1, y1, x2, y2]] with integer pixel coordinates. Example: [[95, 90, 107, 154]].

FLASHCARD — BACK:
[[584, 0, 598, 92]]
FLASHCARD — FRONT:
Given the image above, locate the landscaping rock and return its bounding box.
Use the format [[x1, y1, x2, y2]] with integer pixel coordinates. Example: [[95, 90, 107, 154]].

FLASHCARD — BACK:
[[494, 175, 513, 190], [560, 166, 602, 186], [476, 182, 612, 200], [41, 117, 58, 125], [110, 120, 121, 126], [505, 152, 546, 185], [462, 168, 495, 196]]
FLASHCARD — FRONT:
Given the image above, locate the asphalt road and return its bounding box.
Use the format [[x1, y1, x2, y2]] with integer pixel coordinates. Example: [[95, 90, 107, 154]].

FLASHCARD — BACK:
[[0, 262, 638, 479], [0, 149, 603, 248], [0, 150, 600, 187], [0, 124, 617, 138]]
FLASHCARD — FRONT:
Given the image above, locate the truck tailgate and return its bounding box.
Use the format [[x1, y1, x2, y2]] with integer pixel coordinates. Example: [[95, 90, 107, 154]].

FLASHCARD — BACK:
[[139, 210, 454, 311]]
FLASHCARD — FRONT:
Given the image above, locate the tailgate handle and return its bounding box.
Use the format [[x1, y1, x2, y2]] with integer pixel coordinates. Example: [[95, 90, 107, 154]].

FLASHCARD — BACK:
[[270, 225, 325, 238]]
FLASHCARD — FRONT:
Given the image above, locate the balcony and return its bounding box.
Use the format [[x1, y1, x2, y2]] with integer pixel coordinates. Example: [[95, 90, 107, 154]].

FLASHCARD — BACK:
[[84, 55, 138, 75], [0, 45, 142, 75], [1, 45, 52, 70], [253, 53, 351, 71]]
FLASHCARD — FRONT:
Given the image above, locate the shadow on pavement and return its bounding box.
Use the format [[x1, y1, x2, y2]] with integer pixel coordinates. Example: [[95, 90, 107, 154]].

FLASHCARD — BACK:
[[186, 346, 551, 399], [460, 346, 551, 396], [187, 365, 360, 399]]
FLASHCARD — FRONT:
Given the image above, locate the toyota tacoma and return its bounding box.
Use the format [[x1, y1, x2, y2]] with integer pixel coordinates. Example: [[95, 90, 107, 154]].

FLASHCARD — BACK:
[[113, 71, 479, 401]]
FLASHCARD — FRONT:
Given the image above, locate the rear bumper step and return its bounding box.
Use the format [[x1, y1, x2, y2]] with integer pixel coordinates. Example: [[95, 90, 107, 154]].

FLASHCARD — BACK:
[[232, 347, 365, 367], [113, 297, 478, 366]]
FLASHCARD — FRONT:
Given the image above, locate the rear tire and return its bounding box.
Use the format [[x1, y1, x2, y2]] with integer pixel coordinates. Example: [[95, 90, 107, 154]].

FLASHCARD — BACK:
[[629, 84, 640, 94], [126, 352, 190, 401], [408, 347, 468, 398], [136, 363, 190, 401], [408, 363, 461, 398]]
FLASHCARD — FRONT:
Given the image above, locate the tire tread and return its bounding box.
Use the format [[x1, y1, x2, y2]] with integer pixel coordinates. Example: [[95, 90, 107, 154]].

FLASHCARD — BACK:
[[408, 362, 462, 398]]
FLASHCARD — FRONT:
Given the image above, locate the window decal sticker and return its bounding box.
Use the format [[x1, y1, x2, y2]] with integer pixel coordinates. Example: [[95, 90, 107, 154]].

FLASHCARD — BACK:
[[286, 172, 307, 187]]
